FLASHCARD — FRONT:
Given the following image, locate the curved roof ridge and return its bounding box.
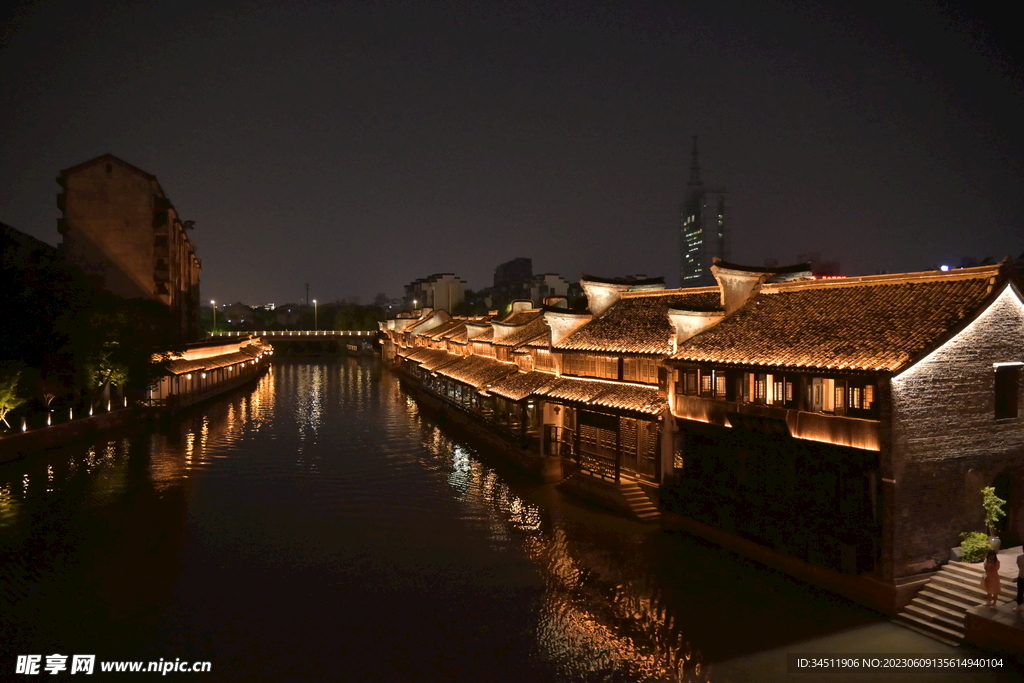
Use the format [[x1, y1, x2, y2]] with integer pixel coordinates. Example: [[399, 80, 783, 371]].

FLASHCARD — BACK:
[[621, 286, 719, 299], [762, 264, 1003, 293]]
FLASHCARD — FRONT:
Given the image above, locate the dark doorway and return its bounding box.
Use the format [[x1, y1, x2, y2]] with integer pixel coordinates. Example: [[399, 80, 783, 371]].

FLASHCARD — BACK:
[[993, 471, 1019, 548]]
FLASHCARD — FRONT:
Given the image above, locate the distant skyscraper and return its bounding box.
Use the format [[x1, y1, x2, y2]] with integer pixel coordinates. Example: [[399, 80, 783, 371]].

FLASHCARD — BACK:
[[679, 137, 728, 288]]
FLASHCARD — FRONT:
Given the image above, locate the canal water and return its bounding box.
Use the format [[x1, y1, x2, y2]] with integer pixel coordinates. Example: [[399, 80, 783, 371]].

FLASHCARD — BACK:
[[0, 360, 1017, 682]]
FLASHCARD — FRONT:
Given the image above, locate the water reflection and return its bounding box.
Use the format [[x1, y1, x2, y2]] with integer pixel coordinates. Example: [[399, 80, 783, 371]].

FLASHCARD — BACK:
[[402, 415, 709, 682], [0, 360, 1005, 682]]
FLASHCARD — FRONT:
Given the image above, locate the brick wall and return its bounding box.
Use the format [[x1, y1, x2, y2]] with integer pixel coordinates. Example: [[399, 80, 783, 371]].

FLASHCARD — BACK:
[[890, 283, 1024, 576]]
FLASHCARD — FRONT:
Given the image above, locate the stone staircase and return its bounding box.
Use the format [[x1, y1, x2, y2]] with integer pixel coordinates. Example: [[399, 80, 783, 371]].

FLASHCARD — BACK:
[[893, 561, 1018, 645], [557, 473, 662, 523], [619, 481, 661, 522]]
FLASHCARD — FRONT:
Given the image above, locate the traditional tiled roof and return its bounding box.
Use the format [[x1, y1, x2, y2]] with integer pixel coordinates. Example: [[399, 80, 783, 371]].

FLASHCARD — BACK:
[[401, 347, 430, 361], [523, 332, 551, 349], [422, 318, 464, 341], [484, 371, 558, 401], [471, 328, 495, 342], [405, 348, 463, 372], [500, 309, 542, 326], [434, 356, 518, 387], [586, 383, 666, 416], [532, 377, 666, 416], [670, 266, 1003, 372], [556, 288, 720, 355], [540, 377, 613, 403], [165, 351, 256, 375], [493, 315, 550, 347]]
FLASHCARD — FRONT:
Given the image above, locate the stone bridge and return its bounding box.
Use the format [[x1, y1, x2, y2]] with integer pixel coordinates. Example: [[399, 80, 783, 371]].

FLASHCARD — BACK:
[[209, 330, 378, 342], [209, 330, 379, 355]]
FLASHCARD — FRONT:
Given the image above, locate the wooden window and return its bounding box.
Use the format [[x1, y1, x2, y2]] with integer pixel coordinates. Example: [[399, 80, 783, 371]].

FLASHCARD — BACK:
[[864, 384, 874, 409], [995, 366, 1020, 419], [715, 374, 727, 398], [772, 378, 784, 404], [701, 372, 712, 396], [848, 386, 860, 409], [686, 370, 698, 395], [623, 358, 637, 382], [596, 355, 617, 379]]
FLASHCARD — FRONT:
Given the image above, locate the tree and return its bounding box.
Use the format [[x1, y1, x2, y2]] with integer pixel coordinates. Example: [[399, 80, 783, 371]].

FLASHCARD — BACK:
[[981, 486, 1006, 537], [0, 362, 26, 429]]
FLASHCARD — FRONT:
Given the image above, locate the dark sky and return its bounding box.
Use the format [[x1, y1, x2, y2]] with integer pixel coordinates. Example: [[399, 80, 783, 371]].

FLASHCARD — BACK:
[[2, 0, 1022, 306]]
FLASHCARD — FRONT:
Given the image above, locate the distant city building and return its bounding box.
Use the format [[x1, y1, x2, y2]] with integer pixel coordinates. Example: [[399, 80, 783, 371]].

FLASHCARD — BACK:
[[494, 257, 532, 288], [223, 302, 254, 329], [276, 304, 301, 327], [404, 273, 467, 312], [679, 137, 728, 288], [489, 257, 534, 310], [527, 273, 569, 306], [57, 154, 201, 339]]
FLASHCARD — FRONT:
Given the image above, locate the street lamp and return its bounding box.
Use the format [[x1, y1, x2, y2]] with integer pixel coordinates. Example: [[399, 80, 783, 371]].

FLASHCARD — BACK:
[[211, 300, 216, 332], [313, 299, 317, 330]]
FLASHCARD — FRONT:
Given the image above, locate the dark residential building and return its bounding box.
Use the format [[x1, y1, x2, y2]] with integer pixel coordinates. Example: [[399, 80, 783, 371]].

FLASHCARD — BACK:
[[679, 137, 728, 288], [57, 154, 202, 340], [494, 257, 532, 289], [404, 273, 467, 312], [490, 257, 533, 311], [0, 222, 57, 268]]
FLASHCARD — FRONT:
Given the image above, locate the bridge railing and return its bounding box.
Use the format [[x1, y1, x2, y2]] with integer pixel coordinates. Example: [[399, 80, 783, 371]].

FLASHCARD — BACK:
[[209, 330, 377, 337]]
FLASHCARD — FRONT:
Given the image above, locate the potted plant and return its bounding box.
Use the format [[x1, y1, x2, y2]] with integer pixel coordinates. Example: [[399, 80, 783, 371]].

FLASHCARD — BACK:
[[981, 486, 1007, 551]]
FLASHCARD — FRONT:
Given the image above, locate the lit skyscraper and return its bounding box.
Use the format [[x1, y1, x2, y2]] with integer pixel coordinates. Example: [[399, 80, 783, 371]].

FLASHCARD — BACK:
[[679, 137, 728, 287]]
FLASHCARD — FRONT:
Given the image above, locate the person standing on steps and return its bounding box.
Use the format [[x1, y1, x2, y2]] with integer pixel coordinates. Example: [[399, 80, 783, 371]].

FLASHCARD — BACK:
[[981, 550, 1001, 607], [1015, 552, 1024, 612]]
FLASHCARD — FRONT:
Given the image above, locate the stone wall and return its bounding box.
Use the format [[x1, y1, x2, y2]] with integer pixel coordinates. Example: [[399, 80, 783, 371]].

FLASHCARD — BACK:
[[890, 283, 1024, 577]]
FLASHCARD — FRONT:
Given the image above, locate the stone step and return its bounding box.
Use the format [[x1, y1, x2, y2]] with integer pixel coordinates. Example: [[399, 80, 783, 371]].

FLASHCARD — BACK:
[[892, 613, 962, 645], [915, 585, 977, 613], [931, 574, 1013, 602], [902, 603, 966, 632], [943, 563, 1016, 590], [947, 562, 1017, 584], [909, 594, 969, 619]]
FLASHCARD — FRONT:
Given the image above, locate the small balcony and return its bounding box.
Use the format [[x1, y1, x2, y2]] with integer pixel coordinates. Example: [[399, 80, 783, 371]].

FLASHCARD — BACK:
[[673, 394, 881, 451]]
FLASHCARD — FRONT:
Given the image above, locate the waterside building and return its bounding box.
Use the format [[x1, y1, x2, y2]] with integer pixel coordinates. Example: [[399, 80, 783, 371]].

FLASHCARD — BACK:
[[381, 259, 1024, 616]]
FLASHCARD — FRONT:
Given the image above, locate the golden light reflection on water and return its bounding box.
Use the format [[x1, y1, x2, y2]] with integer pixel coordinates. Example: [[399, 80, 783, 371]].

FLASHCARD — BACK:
[[411, 422, 711, 683], [0, 361, 711, 681]]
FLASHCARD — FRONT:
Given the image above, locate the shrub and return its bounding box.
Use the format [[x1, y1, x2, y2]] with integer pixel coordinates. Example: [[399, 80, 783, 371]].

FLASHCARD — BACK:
[[959, 531, 990, 562]]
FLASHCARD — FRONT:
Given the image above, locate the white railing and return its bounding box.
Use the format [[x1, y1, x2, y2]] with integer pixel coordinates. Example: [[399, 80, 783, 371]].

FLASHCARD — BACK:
[[210, 330, 376, 337]]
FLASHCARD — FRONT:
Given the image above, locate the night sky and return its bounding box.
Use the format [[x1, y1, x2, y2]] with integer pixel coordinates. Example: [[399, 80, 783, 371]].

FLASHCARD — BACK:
[[2, 1, 1021, 306]]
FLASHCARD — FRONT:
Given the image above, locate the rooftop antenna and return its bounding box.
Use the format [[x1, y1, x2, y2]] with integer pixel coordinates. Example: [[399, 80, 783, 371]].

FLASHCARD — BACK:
[[688, 134, 703, 187]]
